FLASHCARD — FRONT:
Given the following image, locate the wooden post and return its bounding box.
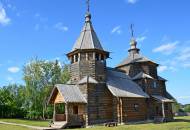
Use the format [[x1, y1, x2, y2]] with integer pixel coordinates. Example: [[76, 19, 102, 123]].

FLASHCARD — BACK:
[[74, 55, 76, 63], [86, 53, 88, 61], [120, 98, 123, 124], [117, 98, 120, 123], [93, 52, 96, 60], [78, 53, 81, 61], [162, 102, 165, 118], [65, 103, 68, 122], [53, 103, 56, 122]]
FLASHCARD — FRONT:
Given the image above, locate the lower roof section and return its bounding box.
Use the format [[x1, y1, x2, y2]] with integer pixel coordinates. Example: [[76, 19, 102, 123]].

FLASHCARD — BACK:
[[48, 84, 87, 104], [106, 68, 149, 98], [152, 95, 174, 103]]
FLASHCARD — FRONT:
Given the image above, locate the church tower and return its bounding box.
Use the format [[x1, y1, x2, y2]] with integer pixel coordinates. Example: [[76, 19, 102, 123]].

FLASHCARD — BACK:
[[67, 0, 109, 84], [116, 24, 158, 79]]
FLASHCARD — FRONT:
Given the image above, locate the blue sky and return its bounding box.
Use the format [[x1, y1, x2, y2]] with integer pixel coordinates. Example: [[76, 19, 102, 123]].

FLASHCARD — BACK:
[[0, 0, 190, 104]]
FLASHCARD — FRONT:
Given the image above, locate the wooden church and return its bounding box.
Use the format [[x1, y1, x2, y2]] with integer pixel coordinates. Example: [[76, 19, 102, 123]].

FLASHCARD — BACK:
[[48, 1, 174, 128]]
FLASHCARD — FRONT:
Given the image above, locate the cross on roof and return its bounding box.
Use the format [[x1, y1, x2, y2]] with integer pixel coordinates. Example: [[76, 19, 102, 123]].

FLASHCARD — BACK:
[[130, 24, 134, 38], [86, 0, 90, 13]]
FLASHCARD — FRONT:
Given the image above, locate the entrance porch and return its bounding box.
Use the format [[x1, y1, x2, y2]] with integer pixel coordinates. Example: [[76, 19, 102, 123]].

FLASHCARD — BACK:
[[48, 85, 87, 128], [151, 95, 174, 122]]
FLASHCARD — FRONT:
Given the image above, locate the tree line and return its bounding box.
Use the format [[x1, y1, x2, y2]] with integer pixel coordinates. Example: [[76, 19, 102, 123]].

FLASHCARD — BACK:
[[0, 58, 70, 119]]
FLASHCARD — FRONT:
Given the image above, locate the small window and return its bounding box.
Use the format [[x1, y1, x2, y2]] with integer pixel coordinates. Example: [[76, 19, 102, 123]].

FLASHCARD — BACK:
[[73, 106, 78, 115], [153, 81, 157, 88], [75, 54, 78, 62], [71, 56, 74, 63], [165, 104, 168, 110], [134, 104, 139, 112], [95, 53, 99, 61], [100, 54, 104, 61]]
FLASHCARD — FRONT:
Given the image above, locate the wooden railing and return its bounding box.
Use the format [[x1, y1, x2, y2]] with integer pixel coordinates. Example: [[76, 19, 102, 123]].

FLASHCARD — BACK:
[[68, 114, 84, 124], [55, 114, 66, 121]]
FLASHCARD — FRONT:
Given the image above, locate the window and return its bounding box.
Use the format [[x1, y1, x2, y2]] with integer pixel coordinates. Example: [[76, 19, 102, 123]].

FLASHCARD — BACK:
[[75, 54, 78, 62], [73, 106, 78, 115], [165, 104, 168, 110], [153, 81, 157, 88], [134, 104, 139, 112], [95, 53, 99, 61], [100, 54, 104, 61]]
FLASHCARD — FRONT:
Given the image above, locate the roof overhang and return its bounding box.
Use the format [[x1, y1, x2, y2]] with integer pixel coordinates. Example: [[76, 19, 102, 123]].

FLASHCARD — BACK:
[[67, 49, 110, 58], [152, 95, 175, 103]]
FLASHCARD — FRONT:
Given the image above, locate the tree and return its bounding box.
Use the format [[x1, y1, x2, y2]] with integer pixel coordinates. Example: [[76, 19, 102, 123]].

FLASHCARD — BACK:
[[184, 104, 190, 112], [23, 58, 70, 119], [0, 84, 27, 118]]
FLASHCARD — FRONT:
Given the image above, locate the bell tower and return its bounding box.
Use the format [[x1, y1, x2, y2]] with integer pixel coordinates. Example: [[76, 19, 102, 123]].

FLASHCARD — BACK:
[[67, 0, 109, 84]]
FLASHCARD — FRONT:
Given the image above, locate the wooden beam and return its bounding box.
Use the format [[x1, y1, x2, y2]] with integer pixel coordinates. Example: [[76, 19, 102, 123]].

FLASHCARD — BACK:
[[162, 102, 165, 118], [86, 53, 88, 61], [120, 98, 123, 124], [65, 103, 68, 122], [78, 53, 81, 61], [53, 103, 56, 122]]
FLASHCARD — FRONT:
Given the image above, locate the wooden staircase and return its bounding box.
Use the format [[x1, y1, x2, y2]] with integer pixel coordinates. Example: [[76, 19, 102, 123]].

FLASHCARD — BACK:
[[50, 121, 67, 129]]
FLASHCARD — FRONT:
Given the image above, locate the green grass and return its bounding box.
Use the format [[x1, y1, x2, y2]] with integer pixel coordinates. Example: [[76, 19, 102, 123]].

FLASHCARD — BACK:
[[0, 118, 49, 127], [0, 116, 190, 130], [0, 124, 33, 130], [71, 116, 190, 130]]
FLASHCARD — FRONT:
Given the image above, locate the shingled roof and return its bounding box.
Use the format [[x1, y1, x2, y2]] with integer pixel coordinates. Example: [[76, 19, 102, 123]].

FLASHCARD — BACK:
[[48, 84, 87, 104], [72, 13, 104, 51], [106, 68, 149, 98], [78, 76, 98, 85], [117, 53, 157, 67]]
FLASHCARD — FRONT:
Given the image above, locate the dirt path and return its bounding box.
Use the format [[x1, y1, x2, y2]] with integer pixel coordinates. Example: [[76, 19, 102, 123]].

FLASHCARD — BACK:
[[0, 121, 56, 130]]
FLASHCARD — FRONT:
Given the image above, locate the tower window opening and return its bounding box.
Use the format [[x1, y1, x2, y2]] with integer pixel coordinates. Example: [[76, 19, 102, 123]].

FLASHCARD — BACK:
[[100, 54, 104, 61], [71, 56, 74, 63], [75, 54, 78, 62], [95, 53, 99, 61]]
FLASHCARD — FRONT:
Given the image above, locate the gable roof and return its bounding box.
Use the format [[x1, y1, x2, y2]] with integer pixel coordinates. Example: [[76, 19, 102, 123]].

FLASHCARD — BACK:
[[78, 76, 98, 85], [72, 14, 104, 51], [116, 53, 158, 67], [132, 72, 154, 80], [106, 69, 149, 98], [48, 84, 87, 104]]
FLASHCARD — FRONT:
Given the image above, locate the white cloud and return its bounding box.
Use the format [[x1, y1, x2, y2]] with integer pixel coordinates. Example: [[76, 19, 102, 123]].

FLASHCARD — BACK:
[[8, 67, 20, 73], [177, 96, 190, 100], [158, 65, 168, 73], [54, 22, 68, 32], [111, 26, 122, 34], [158, 65, 177, 73], [136, 36, 147, 42], [183, 63, 190, 68], [177, 48, 190, 61], [153, 41, 179, 55], [0, 4, 11, 26], [7, 76, 14, 82], [127, 0, 138, 4]]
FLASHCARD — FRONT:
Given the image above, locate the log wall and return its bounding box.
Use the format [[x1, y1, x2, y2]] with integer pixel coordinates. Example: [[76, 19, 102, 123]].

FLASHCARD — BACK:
[[122, 98, 148, 122]]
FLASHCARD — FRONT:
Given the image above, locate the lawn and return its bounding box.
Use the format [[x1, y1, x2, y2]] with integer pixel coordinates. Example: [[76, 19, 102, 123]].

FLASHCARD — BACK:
[[0, 124, 33, 130], [0, 116, 190, 130], [0, 118, 49, 127]]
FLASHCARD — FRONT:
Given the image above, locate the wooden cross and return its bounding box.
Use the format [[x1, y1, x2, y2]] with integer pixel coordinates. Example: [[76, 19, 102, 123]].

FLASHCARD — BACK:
[[86, 0, 90, 12], [130, 24, 134, 38]]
